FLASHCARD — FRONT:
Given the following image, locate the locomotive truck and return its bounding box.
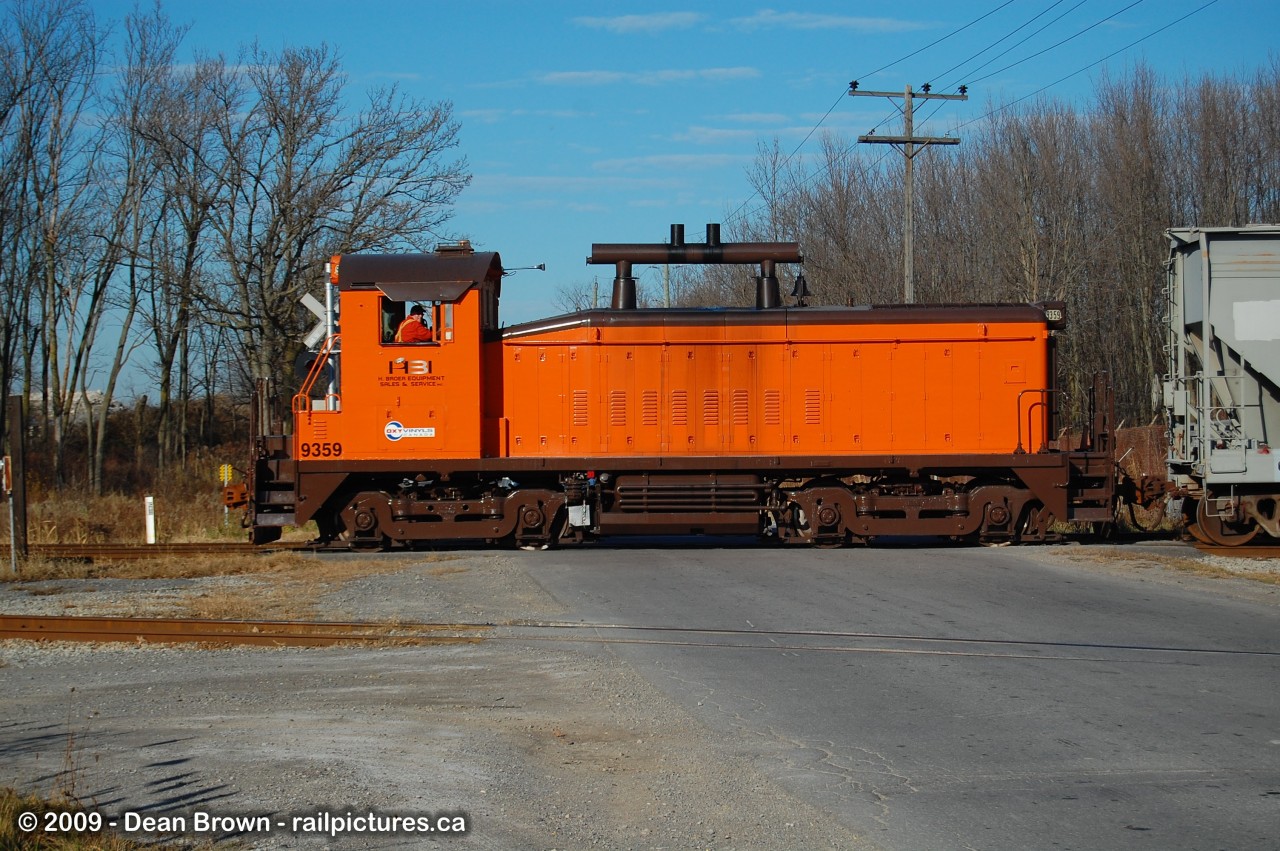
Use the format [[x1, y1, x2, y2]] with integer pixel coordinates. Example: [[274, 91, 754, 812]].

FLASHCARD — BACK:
[[232, 225, 1116, 548]]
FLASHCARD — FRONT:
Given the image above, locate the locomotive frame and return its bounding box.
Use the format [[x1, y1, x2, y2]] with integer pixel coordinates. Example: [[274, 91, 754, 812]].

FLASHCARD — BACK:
[[235, 226, 1117, 549]]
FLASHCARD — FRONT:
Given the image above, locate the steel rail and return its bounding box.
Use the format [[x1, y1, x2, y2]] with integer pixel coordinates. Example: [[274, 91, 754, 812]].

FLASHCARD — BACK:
[[0, 614, 488, 647], [4, 614, 1275, 659], [28, 542, 311, 560]]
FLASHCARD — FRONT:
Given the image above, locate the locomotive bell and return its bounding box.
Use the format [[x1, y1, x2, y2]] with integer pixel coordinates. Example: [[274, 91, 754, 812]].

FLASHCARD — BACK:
[[791, 273, 811, 299]]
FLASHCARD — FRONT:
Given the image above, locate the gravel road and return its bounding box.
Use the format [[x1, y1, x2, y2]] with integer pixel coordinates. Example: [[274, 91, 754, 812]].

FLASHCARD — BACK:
[[0, 552, 873, 850]]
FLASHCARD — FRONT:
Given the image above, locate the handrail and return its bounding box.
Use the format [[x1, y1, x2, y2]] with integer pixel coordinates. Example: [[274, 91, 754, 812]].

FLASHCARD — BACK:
[[291, 334, 341, 414], [1015, 388, 1060, 454]]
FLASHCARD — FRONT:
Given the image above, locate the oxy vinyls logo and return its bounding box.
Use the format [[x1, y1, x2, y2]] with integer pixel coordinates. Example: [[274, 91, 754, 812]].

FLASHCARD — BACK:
[[384, 421, 436, 441]]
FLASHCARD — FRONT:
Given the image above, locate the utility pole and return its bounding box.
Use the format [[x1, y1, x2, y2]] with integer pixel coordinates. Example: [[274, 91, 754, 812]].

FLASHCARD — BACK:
[[849, 82, 967, 303]]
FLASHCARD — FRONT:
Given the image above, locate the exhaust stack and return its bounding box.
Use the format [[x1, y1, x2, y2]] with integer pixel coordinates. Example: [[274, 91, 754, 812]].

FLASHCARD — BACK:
[[588, 223, 803, 309]]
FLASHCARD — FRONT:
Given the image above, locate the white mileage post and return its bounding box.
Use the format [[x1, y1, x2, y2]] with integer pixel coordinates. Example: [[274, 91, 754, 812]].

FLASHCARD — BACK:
[[144, 495, 156, 544]]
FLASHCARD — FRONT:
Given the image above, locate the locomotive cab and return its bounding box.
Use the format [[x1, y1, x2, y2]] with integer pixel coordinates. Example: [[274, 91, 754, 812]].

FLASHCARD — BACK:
[[275, 243, 510, 544], [296, 244, 503, 465]]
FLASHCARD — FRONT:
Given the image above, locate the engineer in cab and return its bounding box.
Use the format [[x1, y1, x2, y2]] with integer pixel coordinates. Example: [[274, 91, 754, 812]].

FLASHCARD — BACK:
[[395, 304, 433, 343]]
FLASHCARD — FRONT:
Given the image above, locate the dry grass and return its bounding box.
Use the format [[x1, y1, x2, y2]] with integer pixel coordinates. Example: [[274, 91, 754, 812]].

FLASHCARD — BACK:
[[1, 717, 210, 851], [1063, 547, 1280, 585], [0, 788, 213, 850], [0, 788, 141, 850], [4, 551, 311, 583], [4, 550, 454, 622], [1158, 554, 1280, 585], [20, 494, 243, 546], [8, 468, 319, 546], [173, 554, 442, 621]]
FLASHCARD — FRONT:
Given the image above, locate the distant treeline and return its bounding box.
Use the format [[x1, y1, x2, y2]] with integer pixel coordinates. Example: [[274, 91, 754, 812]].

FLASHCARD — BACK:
[[6, 0, 1278, 494], [662, 61, 1280, 427]]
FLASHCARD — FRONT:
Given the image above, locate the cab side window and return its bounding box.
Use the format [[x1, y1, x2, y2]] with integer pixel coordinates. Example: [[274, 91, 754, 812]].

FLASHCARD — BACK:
[[380, 298, 403, 343], [381, 297, 436, 344]]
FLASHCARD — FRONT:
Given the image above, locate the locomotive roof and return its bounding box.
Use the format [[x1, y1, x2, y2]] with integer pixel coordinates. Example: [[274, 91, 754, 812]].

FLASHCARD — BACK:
[[334, 251, 503, 302], [502, 302, 1061, 338]]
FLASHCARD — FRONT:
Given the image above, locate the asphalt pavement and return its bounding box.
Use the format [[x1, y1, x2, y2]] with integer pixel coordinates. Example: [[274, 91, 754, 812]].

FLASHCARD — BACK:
[[519, 542, 1280, 850]]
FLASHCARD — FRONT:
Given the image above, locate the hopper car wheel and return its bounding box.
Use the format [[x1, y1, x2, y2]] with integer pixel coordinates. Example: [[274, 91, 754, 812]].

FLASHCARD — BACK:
[[1192, 498, 1259, 547]]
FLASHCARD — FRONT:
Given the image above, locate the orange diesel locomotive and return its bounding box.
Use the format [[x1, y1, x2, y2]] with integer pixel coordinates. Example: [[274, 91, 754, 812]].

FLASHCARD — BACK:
[[241, 225, 1115, 548]]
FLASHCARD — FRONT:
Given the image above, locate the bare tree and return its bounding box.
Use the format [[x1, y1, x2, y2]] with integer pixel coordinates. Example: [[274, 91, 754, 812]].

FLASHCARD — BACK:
[[134, 49, 233, 470], [15, 0, 115, 486], [1086, 66, 1175, 420], [82, 2, 184, 492], [208, 41, 470, 388]]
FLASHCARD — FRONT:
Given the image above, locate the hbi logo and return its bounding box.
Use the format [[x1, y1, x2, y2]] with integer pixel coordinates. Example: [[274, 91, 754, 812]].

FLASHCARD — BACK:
[[388, 358, 433, 375]]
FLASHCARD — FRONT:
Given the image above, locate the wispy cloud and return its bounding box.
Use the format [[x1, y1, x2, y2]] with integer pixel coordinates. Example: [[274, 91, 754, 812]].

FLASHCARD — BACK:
[[593, 153, 750, 172], [467, 173, 686, 194], [538, 67, 759, 86], [672, 126, 765, 144], [731, 10, 930, 32], [572, 12, 705, 34], [716, 112, 790, 124], [461, 107, 593, 123]]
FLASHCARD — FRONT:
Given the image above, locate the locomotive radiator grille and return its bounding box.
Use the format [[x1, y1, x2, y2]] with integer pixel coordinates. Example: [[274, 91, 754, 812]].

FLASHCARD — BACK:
[[702, 390, 720, 426], [764, 390, 782, 426], [732, 390, 749, 426], [642, 390, 659, 426], [804, 389, 821, 424], [613, 474, 764, 513], [671, 390, 688, 426], [609, 390, 627, 426]]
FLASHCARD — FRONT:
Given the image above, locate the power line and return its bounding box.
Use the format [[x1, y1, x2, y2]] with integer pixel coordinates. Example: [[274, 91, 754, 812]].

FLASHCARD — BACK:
[[966, 0, 1149, 86], [936, 0, 1090, 88], [729, 0, 1220, 230], [858, 0, 1019, 80], [724, 0, 1021, 226], [956, 0, 1220, 130]]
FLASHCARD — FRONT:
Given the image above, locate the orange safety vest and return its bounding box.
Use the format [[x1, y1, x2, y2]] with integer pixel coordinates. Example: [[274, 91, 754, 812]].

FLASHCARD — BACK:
[[395, 315, 433, 343]]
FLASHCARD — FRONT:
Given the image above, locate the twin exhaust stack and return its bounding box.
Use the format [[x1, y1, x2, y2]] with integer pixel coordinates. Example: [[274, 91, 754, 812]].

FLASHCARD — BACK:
[[588, 223, 804, 310]]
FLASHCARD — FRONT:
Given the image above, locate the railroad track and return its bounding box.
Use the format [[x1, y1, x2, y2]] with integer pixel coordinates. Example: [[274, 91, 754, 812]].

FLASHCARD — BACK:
[[0, 614, 488, 647], [28, 541, 313, 560], [4, 614, 1277, 661], [25, 539, 1280, 561], [1191, 543, 1280, 559]]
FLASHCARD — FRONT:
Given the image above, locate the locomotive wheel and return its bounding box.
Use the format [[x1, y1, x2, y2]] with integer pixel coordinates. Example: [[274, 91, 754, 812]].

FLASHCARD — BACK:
[[337, 493, 394, 551], [515, 505, 568, 551], [1192, 498, 1259, 547]]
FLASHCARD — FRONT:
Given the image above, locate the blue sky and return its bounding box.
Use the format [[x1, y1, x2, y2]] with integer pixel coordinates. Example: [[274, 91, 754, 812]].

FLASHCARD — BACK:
[[94, 0, 1278, 325]]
